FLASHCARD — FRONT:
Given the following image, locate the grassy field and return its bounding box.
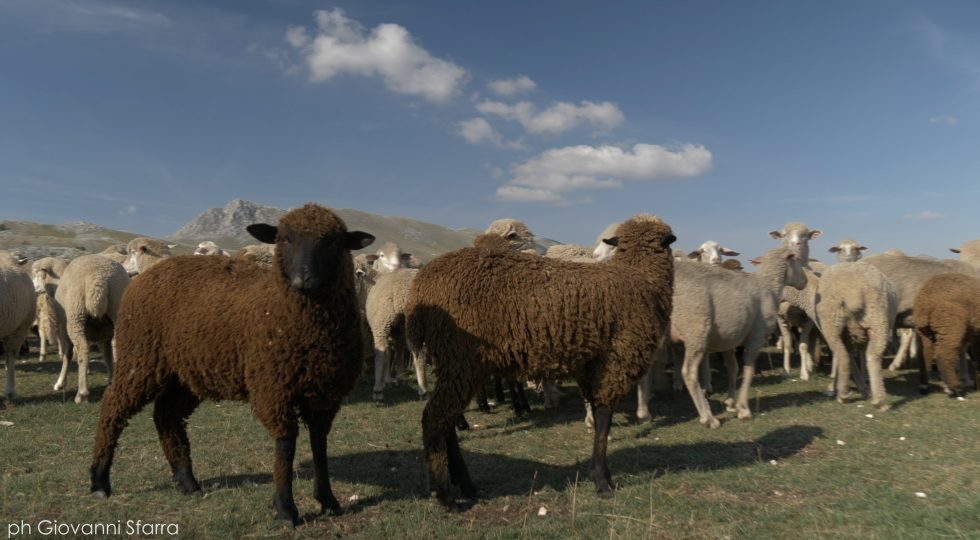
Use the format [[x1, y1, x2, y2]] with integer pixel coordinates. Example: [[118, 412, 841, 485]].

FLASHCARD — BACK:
[[1, 345, 978, 539]]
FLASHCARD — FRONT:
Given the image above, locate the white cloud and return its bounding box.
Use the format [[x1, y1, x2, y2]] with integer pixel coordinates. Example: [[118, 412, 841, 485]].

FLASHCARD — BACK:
[[498, 143, 713, 204], [929, 114, 958, 125], [476, 100, 624, 135], [456, 117, 523, 149], [904, 210, 944, 220], [487, 75, 537, 96], [287, 9, 466, 103]]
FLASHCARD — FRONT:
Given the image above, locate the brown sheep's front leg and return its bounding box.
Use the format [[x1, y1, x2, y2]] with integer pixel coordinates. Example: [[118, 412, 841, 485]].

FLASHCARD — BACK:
[[153, 383, 202, 495], [272, 435, 300, 526], [589, 403, 616, 497], [303, 405, 342, 516]]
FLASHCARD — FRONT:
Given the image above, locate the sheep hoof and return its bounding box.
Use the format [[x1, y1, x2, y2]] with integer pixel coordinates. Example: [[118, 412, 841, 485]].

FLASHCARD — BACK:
[[91, 489, 109, 499], [372, 391, 384, 402], [874, 402, 891, 411], [737, 409, 752, 420], [277, 518, 297, 528], [418, 392, 428, 401], [74, 393, 89, 404], [53, 383, 63, 391], [595, 488, 615, 499], [4, 392, 15, 401], [949, 390, 966, 399], [636, 412, 651, 423], [702, 417, 721, 429], [321, 504, 343, 517]]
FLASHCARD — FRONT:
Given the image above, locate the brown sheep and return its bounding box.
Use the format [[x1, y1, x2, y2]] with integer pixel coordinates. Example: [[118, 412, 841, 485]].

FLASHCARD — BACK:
[[406, 214, 675, 507], [914, 273, 980, 397], [89, 204, 375, 526]]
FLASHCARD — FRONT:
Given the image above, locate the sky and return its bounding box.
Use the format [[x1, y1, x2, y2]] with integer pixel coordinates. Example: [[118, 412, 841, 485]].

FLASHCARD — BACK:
[[1, 0, 978, 259]]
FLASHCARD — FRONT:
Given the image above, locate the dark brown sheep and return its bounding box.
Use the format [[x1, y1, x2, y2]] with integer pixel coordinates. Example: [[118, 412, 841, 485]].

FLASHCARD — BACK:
[[89, 204, 374, 526], [406, 214, 675, 507], [914, 273, 980, 397]]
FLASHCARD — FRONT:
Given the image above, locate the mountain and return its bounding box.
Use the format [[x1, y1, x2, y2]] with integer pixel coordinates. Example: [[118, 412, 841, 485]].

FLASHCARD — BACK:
[[168, 199, 482, 262], [0, 220, 143, 260]]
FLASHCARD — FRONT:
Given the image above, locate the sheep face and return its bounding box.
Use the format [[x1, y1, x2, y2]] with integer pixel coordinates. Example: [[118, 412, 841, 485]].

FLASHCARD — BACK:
[[687, 240, 740, 266], [370, 242, 411, 273], [769, 222, 821, 264], [123, 239, 175, 276], [593, 240, 616, 262], [247, 205, 374, 292], [828, 240, 867, 263]]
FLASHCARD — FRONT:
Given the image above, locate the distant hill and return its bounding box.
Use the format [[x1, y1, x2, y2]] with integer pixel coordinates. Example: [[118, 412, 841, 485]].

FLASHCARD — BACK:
[[168, 199, 483, 262], [0, 220, 143, 260], [1, 199, 568, 263]]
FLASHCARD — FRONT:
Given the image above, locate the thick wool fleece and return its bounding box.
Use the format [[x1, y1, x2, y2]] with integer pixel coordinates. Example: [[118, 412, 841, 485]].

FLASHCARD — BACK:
[[1, 266, 36, 399], [91, 205, 366, 522], [914, 272, 980, 394], [865, 253, 978, 328], [545, 244, 593, 260], [407, 214, 674, 502]]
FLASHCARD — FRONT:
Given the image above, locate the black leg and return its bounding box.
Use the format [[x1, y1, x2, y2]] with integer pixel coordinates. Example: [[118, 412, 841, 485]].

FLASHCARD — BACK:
[[153, 383, 202, 495], [454, 414, 470, 431], [476, 385, 490, 413], [445, 425, 477, 499], [493, 375, 505, 405], [272, 435, 299, 526], [303, 405, 342, 516], [590, 403, 615, 497]]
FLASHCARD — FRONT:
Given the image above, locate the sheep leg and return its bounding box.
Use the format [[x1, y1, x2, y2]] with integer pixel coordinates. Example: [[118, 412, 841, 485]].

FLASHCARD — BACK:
[[827, 335, 853, 402], [412, 348, 428, 400], [583, 400, 595, 430], [67, 325, 91, 404], [153, 383, 202, 495], [588, 402, 616, 497], [723, 349, 738, 413], [636, 369, 653, 423], [671, 345, 684, 391], [493, 375, 505, 405], [422, 370, 478, 507], [509, 378, 531, 416], [917, 331, 935, 394], [682, 347, 719, 428], [701, 353, 714, 394], [799, 320, 815, 380], [733, 345, 761, 420], [372, 346, 388, 402], [445, 422, 477, 498], [91, 370, 161, 498], [475, 384, 490, 413], [38, 327, 48, 362], [3, 347, 15, 401], [100, 340, 114, 385], [934, 327, 967, 397], [272, 434, 300, 525], [778, 317, 794, 376], [302, 404, 342, 516], [889, 328, 913, 371], [866, 333, 889, 410]]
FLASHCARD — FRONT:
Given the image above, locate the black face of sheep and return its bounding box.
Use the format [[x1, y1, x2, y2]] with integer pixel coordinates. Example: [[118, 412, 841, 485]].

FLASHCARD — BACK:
[[247, 222, 374, 292]]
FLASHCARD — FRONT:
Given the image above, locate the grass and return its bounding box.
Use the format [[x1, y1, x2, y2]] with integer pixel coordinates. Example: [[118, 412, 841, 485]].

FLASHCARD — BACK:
[[1, 345, 978, 539]]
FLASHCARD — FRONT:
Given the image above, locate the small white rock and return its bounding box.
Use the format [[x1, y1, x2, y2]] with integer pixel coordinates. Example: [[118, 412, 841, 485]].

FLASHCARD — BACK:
[[472, 424, 480, 428], [0, 421, 13, 427], [899, 437, 906, 441], [348, 494, 359, 502], [865, 414, 874, 418], [537, 506, 547, 516], [769, 459, 778, 466], [836, 440, 846, 446], [857, 404, 864, 408], [915, 492, 927, 498], [956, 396, 965, 401]]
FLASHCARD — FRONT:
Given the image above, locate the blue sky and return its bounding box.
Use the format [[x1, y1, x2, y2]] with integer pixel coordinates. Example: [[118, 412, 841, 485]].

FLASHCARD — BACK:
[[1, 0, 978, 258]]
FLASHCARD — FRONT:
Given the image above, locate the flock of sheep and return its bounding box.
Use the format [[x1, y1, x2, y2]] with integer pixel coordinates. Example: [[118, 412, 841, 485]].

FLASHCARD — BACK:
[[0, 204, 978, 525]]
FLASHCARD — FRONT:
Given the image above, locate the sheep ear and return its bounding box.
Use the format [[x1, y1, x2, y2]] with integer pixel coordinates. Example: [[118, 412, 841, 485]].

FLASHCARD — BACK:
[[344, 231, 375, 250], [858, 246, 868, 252], [247, 224, 278, 244], [602, 236, 618, 247], [808, 229, 822, 239], [828, 246, 841, 253], [750, 257, 762, 266], [950, 248, 961, 254], [768, 230, 784, 240], [687, 250, 701, 259], [16, 257, 29, 267], [400, 253, 413, 261], [661, 234, 676, 248], [167, 244, 178, 250], [720, 248, 740, 256], [365, 254, 379, 263]]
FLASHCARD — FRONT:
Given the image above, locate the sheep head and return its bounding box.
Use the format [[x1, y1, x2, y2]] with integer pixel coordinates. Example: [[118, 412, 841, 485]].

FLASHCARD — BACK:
[[828, 239, 868, 263], [687, 240, 740, 266], [247, 203, 374, 292]]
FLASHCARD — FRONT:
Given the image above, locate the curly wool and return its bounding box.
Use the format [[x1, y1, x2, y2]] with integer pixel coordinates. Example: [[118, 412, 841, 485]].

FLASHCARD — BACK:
[[865, 252, 978, 328], [1, 265, 36, 400], [914, 272, 980, 395]]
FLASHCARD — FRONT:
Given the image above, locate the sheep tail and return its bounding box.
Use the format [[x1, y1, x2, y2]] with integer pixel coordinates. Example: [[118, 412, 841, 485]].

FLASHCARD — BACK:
[[85, 278, 110, 317]]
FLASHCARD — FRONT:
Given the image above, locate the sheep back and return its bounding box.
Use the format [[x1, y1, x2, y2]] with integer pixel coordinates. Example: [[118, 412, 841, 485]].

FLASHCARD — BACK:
[[113, 255, 363, 406], [0, 267, 36, 346], [366, 269, 418, 350]]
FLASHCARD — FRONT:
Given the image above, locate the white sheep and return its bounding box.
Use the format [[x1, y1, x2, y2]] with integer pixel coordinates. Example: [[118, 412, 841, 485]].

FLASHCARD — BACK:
[[235, 244, 276, 266], [828, 239, 868, 263], [687, 240, 740, 266], [814, 262, 897, 409], [53, 255, 130, 403], [1, 254, 36, 400], [98, 245, 128, 265], [193, 240, 231, 257], [637, 246, 807, 427], [949, 239, 980, 270], [122, 237, 174, 276], [366, 268, 427, 402], [770, 223, 822, 378], [544, 243, 593, 261], [486, 218, 541, 255], [31, 257, 69, 363]]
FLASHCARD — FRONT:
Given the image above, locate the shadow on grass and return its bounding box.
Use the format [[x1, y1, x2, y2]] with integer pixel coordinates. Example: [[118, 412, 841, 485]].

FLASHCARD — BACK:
[[8, 383, 108, 406], [197, 425, 822, 514]]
